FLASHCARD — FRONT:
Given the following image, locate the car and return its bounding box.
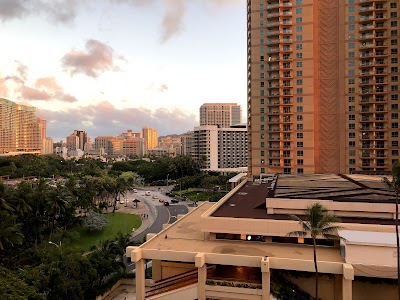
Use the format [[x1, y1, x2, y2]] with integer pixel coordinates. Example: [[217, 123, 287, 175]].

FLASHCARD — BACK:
[[132, 189, 137, 193], [145, 191, 151, 196], [159, 199, 164, 203], [152, 195, 158, 199], [171, 199, 179, 204], [163, 201, 170, 206], [119, 200, 125, 204]]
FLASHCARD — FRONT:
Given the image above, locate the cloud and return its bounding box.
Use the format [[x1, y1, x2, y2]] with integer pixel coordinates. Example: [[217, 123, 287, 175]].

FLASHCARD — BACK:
[[160, 0, 185, 43], [147, 83, 169, 93], [21, 76, 78, 102], [61, 39, 123, 78], [37, 101, 197, 140], [0, 0, 80, 24]]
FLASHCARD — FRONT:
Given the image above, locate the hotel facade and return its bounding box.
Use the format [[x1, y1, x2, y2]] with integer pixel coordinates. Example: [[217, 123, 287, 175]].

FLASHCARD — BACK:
[[247, 0, 399, 176]]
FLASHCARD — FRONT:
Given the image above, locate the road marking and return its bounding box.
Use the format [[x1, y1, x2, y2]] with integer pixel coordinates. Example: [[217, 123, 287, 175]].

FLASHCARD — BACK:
[[165, 206, 171, 224]]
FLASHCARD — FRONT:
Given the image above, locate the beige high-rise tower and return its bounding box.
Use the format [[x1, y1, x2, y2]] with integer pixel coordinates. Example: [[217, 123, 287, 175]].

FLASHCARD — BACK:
[[200, 103, 242, 128], [142, 127, 158, 150], [247, 0, 399, 176]]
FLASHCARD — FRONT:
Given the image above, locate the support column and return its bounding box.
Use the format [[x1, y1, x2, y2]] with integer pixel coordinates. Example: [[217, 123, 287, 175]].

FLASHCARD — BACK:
[[152, 259, 162, 282], [195, 253, 207, 300], [261, 257, 270, 300], [342, 264, 354, 300], [130, 247, 145, 300]]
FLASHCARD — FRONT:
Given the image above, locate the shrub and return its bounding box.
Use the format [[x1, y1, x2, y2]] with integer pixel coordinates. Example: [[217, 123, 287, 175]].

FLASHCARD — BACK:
[[83, 212, 108, 232]]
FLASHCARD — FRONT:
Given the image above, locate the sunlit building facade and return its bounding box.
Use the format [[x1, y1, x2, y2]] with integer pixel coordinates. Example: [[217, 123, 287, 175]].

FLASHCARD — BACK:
[[200, 103, 242, 128], [247, 0, 399, 176], [142, 126, 158, 150], [0, 98, 42, 154]]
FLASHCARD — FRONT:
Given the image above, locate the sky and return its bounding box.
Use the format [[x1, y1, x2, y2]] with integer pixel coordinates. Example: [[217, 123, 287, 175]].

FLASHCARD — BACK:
[[0, 0, 247, 141]]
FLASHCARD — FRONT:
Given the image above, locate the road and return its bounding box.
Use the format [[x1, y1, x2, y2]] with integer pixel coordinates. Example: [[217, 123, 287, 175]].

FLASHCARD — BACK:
[[132, 188, 188, 242]]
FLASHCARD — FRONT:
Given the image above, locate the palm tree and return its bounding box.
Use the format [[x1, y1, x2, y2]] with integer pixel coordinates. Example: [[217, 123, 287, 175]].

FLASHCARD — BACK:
[[0, 210, 24, 251], [287, 203, 344, 300], [383, 162, 400, 299]]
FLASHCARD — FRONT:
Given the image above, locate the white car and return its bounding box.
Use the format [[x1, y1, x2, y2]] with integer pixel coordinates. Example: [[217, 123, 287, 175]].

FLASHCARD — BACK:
[[145, 191, 151, 196], [132, 189, 137, 193], [152, 195, 158, 199]]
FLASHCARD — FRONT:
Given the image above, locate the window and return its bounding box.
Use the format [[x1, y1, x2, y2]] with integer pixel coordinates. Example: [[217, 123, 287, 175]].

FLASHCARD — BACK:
[[297, 159, 304, 165], [260, 73, 265, 78], [297, 133, 303, 139], [260, 116, 265, 122], [260, 12, 264, 18], [348, 24, 355, 31], [349, 114, 355, 120], [349, 141, 355, 147], [348, 96, 355, 102], [297, 97, 303, 103], [260, 142, 265, 148], [348, 69, 355, 76], [297, 124, 303, 130], [393, 141, 399, 147], [348, 6, 355, 12], [260, 90, 264, 96], [260, 29, 264, 35], [296, 53, 303, 59], [392, 123, 399, 129], [348, 78, 355, 84], [260, 38, 264, 44], [260, 125, 264, 130], [391, 39, 398, 46], [349, 159, 355, 165], [349, 132, 355, 138], [349, 150, 356, 156], [297, 142, 303, 147], [260, 99, 264, 104], [392, 104, 398, 110], [260, 150, 264, 156], [392, 58, 398, 63], [297, 115, 303, 121], [392, 132, 399, 138], [297, 168, 304, 174], [296, 35, 303, 41], [296, 70, 303, 76], [393, 113, 399, 120], [296, 44, 303, 50], [348, 16, 355, 22], [392, 30, 398, 37], [348, 106, 355, 111], [348, 61, 355, 66], [296, 88, 303, 94], [348, 34, 355, 40], [261, 168, 265, 173], [296, 8, 302, 14], [392, 49, 398, 55], [260, 64, 264, 70], [391, 12, 398, 18], [348, 87, 355, 94], [349, 43, 355, 49], [392, 76, 398, 82], [296, 62, 303, 67], [297, 106, 303, 112], [296, 79, 303, 85], [349, 124, 355, 129], [391, 21, 398, 27], [260, 4, 264, 9], [348, 52, 355, 58], [296, 17, 302, 24], [390, 2, 397, 8], [297, 150, 303, 156], [296, 0, 302, 4], [393, 150, 399, 156]]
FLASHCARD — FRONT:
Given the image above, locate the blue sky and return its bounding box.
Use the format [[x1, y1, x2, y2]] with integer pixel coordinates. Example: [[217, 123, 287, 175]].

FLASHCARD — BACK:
[[0, 0, 246, 141]]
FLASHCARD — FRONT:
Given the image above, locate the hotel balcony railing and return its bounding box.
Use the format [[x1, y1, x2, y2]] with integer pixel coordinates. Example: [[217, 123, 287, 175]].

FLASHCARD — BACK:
[[360, 34, 374, 40], [360, 25, 374, 31], [360, 6, 374, 11]]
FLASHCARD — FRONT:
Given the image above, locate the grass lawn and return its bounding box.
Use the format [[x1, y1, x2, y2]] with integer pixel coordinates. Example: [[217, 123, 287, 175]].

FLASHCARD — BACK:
[[174, 190, 226, 202], [72, 213, 141, 250]]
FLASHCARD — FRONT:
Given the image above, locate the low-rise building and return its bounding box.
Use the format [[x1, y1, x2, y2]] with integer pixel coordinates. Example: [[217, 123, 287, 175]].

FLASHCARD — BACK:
[[128, 174, 398, 300]]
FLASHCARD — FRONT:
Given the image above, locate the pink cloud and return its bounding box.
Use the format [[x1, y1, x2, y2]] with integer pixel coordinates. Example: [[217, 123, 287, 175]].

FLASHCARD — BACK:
[[61, 39, 122, 78]]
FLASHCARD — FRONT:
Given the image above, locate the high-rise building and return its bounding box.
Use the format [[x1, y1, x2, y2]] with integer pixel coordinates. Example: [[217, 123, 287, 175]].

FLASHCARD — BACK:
[[94, 130, 145, 158], [200, 103, 242, 128], [142, 127, 158, 150], [247, 0, 399, 176], [66, 130, 87, 151], [0, 98, 42, 154], [191, 125, 248, 170]]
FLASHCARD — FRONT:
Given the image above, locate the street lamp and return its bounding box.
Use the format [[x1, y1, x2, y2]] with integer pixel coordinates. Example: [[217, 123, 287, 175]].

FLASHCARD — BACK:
[[166, 174, 169, 187], [48, 241, 61, 248]]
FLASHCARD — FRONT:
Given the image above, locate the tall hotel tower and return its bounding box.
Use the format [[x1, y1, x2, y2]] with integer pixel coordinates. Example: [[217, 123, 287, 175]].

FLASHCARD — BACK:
[[247, 0, 399, 176]]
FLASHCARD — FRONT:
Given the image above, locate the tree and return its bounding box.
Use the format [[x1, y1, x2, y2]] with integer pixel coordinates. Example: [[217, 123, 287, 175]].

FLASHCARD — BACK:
[[83, 212, 108, 232], [383, 161, 400, 299], [287, 203, 344, 300], [0, 210, 24, 251], [0, 266, 42, 300]]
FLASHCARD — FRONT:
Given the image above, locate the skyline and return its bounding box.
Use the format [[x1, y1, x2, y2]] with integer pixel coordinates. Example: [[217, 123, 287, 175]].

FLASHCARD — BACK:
[[0, 0, 246, 141]]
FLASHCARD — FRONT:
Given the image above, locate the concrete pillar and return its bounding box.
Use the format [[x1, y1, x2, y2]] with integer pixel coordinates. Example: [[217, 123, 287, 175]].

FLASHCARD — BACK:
[[195, 253, 207, 300], [136, 259, 146, 300], [342, 264, 354, 300], [261, 257, 270, 300], [152, 259, 162, 282]]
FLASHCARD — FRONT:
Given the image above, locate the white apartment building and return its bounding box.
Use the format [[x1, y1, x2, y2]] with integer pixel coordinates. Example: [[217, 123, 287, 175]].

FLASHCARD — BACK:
[[200, 103, 242, 128], [191, 125, 248, 170]]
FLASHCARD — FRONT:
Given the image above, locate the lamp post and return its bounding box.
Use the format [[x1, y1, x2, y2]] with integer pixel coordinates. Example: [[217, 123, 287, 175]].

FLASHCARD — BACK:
[[166, 174, 169, 188], [48, 241, 61, 249]]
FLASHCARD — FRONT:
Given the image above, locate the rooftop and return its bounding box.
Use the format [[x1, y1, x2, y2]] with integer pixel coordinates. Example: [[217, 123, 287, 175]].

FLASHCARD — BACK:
[[141, 202, 344, 263]]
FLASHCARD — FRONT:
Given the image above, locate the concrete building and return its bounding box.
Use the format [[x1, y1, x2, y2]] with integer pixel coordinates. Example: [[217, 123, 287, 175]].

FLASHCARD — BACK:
[[0, 98, 42, 154], [143, 127, 158, 150], [200, 103, 242, 128], [128, 174, 398, 300], [247, 0, 400, 176], [66, 130, 87, 151], [43, 137, 54, 155], [191, 125, 248, 170], [94, 130, 146, 158]]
